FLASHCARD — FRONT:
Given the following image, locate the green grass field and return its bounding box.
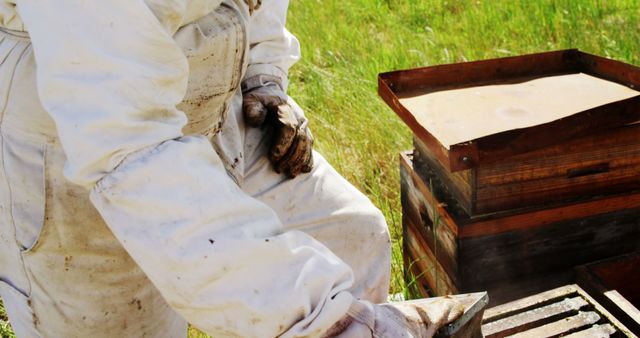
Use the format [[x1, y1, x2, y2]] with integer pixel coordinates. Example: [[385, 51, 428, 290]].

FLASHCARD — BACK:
[[2, 1, 640, 336]]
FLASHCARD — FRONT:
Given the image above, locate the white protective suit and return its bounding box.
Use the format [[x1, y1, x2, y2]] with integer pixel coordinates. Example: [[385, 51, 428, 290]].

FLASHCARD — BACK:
[[0, 0, 393, 337]]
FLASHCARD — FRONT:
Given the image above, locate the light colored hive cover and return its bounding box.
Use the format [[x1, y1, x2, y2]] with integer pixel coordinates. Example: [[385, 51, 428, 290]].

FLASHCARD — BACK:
[[399, 73, 639, 149]]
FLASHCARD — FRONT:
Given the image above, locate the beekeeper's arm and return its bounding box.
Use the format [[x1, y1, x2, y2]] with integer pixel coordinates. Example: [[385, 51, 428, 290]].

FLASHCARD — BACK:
[[245, 0, 299, 90], [241, 0, 314, 178], [17, 1, 354, 336]]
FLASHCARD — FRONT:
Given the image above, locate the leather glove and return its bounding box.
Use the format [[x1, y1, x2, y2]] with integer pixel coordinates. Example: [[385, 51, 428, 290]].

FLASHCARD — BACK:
[[324, 297, 464, 338], [242, 75, 314, 178]]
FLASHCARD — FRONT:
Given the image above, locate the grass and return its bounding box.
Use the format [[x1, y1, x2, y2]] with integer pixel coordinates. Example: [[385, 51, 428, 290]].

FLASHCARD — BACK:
[[2, 1, 639, 336], [0, 299, 14, 338]]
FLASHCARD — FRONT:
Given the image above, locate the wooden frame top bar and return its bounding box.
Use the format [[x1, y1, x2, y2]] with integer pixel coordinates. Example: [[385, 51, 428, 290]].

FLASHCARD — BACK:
[[379, 50, 640, 172]]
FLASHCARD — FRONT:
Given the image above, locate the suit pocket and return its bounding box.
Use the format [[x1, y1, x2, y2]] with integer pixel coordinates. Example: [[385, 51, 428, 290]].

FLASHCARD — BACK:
[[2, 134, 46, 253]]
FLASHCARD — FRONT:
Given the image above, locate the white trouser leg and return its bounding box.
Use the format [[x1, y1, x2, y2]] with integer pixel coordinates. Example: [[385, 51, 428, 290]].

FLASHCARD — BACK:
[[240, 101, 392, 304]]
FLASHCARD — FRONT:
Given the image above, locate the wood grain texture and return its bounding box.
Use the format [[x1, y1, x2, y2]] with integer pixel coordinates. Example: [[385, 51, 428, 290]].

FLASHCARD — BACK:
[[482, 296, 589, 337], [578, 51, 640, 88], [380, 50, 577, 98], [459, 208, 640, 285], [403, 153, 570, 303], [483, 285, 584, 320], [605, 291, 640, 330], [414, 137, 475, 214], [563, 324, 617, 337], [401, 153, 640, 306], [404, 217, 458, 296], [475, 271, 574, 307], [469, 95, 640, 171], [412, 122, 640, 215], [474, 123, 640, 214], [510, 311, 601, 338], [406, 149, 640, 241], [459, 192, 640, 239], [401, 152, 459, 280]]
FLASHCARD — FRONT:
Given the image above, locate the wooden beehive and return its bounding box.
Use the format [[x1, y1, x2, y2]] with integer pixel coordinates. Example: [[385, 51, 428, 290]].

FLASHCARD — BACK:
[[400, 151, 640, 305], [380, 50, 640, 305], [380, 49, 640, 215]]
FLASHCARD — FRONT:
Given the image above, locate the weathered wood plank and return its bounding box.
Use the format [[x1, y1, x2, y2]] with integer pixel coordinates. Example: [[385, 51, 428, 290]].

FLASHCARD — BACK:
[[474, 123, 640, 213], [401, 152, 460, 236], [384, 50, 640, 215], [477, 124, 640, 186], [414, 137, 474, 215], [403, 251, 432, 298], [404, 217, 458, 296], [401, 152, 459, 281], [404, 212, 459, 287], [605, 290, 640, 328], [406, 241, 574, 305], [510, 311, 601, 338], [419, 121, 640, 216], [380, 50, 576, 97], [459, 207, 640, 286], [579, 50, 640, 89], [406, 151, 640, 287], [459, 192, 640, 239], [563, 324, 617, 337], [483, 285, 582, 322], [409, 151, 640, 239], [482, 297, 588, 337]]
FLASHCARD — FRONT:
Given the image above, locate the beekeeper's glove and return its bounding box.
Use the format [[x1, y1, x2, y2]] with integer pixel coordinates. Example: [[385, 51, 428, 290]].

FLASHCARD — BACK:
[[324, 296, 465, 338], [242, 75, 314, 178]]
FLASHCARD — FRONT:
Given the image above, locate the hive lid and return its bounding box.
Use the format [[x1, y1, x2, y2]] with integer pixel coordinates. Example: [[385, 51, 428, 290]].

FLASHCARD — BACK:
[[379, 50, 640, 172]]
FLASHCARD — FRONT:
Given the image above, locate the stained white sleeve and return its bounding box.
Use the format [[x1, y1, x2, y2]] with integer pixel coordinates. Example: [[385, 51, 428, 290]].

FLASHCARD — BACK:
[[245, 0, 300, 91], [17, 1, 355, 336]]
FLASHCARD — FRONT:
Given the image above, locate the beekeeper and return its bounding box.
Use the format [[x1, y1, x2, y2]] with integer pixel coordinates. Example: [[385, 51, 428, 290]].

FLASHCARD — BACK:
[[0, 0, 462, 337]]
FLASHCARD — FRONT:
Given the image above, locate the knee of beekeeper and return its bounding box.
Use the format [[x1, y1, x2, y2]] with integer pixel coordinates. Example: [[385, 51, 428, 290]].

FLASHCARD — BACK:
[[355, 200, 391, 249]]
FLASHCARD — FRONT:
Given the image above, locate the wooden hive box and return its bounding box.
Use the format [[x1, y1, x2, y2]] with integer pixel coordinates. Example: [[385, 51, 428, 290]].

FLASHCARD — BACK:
[[400, 151, 640, 305], [380, 49, 640, 215], [379, 50, 640, 305], [576, 252, 640, 334]]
